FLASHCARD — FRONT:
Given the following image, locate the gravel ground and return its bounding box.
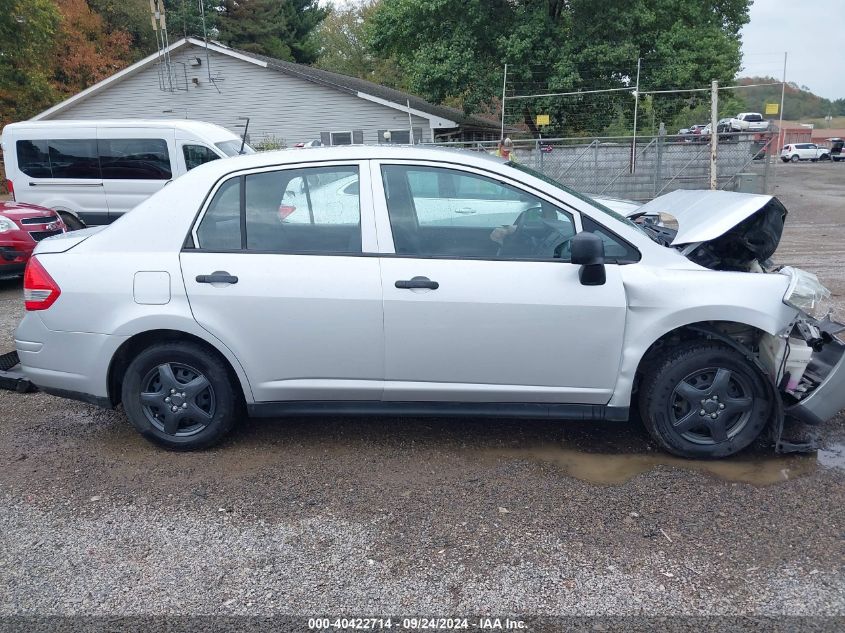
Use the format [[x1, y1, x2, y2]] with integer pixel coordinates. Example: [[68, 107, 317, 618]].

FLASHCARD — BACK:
[[0, 163, 843, 623]]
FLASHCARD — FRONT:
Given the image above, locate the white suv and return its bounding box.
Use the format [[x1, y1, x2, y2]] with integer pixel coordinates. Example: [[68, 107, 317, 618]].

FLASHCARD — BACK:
[[781, 143, 831, 163]]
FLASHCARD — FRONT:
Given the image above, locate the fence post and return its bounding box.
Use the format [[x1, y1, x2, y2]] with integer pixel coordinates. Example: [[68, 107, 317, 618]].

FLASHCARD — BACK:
[[593, 139, 599, 192], [710, 79, 718, 190], [654, 122, 665, 198]]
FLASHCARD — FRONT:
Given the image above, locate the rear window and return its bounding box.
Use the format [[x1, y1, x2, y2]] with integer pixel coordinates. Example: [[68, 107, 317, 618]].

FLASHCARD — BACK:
[[99, 138, 171, 180], [16, 137, 172, 180], [48, 139, 100, 179]]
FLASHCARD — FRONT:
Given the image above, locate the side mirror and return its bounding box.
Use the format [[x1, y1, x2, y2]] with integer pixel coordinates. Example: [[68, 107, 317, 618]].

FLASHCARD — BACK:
[[570, 232, 606, 286]]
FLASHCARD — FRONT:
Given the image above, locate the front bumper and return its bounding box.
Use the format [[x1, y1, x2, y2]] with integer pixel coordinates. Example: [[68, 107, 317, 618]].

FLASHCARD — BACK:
[[787, 318, 845, 425]]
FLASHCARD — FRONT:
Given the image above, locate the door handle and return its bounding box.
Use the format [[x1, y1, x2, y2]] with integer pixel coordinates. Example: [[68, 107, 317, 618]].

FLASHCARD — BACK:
[[395, 276, 439, 290], [454, 208, 476, 214], [196, 271, 239, 284]]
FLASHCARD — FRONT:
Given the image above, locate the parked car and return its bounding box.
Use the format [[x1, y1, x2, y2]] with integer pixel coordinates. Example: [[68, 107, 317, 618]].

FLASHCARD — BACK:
[[780, 143, 831, 163], [0, 201, 66, 275], [729, 113, 770, 133], [829, 138, 844, 162], [15, 146, 845, 459], [1, 119, 253, 230]]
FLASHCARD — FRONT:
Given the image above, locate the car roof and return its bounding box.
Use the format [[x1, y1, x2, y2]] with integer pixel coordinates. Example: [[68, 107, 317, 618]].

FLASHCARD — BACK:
[[2, 119, 238, 139], [189, 145, 506, 178]]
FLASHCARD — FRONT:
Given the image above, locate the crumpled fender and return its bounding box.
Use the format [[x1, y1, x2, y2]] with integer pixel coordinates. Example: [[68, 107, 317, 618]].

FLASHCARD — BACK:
[[608, 265, 799, 408]]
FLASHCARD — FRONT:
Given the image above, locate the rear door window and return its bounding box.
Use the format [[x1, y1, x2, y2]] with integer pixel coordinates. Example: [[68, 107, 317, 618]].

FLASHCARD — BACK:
[[98, 138, 171, 180], [47, 139, 101, 179]]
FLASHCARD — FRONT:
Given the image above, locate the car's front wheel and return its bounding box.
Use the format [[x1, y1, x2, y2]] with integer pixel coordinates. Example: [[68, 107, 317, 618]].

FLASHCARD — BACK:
[[639, 342, 771, 458], [790, 154, 800, 163], [121, 342, 239, 449]]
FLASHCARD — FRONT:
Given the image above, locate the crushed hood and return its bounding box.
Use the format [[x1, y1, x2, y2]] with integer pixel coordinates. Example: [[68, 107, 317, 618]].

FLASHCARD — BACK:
[[631, 190, 778, 245], [628, 189, 788, 270]]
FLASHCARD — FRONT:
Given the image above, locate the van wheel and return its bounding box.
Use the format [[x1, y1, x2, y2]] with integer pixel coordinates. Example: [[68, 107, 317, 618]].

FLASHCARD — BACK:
[[638, 342, 771, 459], [790, 154, 800, 163], [58, 211, 84, 231], [121, 342, 239, 450]]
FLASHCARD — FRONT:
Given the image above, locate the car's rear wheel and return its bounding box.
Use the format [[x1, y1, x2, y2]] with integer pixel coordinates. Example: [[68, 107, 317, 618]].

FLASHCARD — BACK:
[[639, 342, 771, 459], [121, 342, 239, 449], [790, 154, 800, 163]]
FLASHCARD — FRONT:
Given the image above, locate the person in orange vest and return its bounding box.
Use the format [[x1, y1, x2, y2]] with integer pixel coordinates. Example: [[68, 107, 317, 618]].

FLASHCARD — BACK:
[[495, 137, 517, 161]]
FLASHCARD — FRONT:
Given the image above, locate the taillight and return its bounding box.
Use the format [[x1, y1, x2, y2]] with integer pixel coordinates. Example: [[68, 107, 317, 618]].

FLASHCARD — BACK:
[[279, 204, 296, 220], [4, 179, 13, 201], [23, 256, 61, 311]]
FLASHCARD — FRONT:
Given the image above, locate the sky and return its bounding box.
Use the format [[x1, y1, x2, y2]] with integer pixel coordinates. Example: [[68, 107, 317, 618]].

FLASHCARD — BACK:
[[320, 0, 845, 101], [740, 0, 844, 100]]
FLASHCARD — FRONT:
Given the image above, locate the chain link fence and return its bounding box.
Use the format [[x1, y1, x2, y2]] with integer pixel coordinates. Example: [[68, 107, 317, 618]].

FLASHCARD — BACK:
[[432, 131, 775, 202]]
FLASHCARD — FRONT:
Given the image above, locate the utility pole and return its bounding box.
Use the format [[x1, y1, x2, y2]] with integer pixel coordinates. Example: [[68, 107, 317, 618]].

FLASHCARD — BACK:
[[778, 52, 787, 149], [500, 64, 508, 141], [710, 79, 718, 190], [631, 57, 641, 173]]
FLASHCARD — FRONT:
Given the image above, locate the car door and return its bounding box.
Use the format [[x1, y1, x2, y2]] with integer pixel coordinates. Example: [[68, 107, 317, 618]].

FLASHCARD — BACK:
[[180, 161, 384, 402], [98, 128, 176, 220], [372, 161, 628, 405]]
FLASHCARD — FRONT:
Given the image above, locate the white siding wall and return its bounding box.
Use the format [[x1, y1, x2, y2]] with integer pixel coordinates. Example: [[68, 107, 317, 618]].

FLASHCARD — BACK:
[[48, 44, 431, 145]]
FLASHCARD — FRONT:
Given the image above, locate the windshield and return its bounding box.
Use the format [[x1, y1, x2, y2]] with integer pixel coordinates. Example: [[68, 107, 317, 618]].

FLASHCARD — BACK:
[[505, 161, 644, 233], [215, 140, 256, 156]]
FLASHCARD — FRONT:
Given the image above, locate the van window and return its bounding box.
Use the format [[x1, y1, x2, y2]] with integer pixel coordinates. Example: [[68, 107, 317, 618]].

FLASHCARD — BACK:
[[48, 139, 100, 179], [99, 138, 171, 180], [16, 140, 51, 178], [183, 144, 220, 171], [215, 140, 255, 157]]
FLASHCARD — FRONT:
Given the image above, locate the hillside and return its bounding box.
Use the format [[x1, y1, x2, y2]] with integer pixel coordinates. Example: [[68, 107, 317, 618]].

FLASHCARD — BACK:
[[736, 77, 845, 119]]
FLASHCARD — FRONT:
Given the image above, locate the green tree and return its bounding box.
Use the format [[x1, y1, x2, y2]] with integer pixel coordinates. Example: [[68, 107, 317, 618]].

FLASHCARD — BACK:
[[313, 0, 404, 88], [217, 0, 327, 63], [88, 0, 158, 59], [163, 0, 221, 41], [368, 0, 751, 136], [0, 0, 61, 126]]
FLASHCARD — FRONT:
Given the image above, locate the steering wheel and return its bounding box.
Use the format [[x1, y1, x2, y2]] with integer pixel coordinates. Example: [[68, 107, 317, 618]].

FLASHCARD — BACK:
[[497, 207, 574, 259]]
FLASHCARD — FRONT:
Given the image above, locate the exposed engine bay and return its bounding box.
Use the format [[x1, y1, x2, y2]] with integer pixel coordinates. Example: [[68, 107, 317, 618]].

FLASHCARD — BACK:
[[630, 196, 788, 272]]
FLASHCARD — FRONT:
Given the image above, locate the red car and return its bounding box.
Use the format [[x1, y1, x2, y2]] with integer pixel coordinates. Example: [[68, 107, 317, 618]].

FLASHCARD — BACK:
[[0, 201, 67, 275]]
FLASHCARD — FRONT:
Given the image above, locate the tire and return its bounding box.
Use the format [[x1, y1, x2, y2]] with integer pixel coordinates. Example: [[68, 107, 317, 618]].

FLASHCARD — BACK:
[[57, 211, 85, 231], [638, 342, 771, 459], [121, 342, 239, 449], [790, 154, 800, 163], [781, 158, 789, 163], [819, 154, 830, 161]]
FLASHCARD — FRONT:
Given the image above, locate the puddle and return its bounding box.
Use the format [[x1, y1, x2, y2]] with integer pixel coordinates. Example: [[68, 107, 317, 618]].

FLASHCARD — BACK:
[[487, 443, 845, 486]]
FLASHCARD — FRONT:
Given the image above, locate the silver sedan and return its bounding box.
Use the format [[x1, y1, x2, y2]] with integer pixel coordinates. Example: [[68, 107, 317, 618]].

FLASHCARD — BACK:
[[15, 146, 845, 458]]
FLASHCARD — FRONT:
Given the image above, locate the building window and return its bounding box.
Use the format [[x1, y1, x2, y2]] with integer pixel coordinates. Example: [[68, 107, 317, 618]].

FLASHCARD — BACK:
[[330, 131, 353, 146], [378, 128, 423, 144]]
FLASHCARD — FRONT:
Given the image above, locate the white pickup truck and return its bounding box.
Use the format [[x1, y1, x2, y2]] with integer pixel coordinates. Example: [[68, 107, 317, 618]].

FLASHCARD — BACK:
[[729, 112, 771, 132]]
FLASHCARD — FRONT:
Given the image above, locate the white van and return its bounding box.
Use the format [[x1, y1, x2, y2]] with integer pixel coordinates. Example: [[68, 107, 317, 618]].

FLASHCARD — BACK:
[[1, 120, 253, 228]]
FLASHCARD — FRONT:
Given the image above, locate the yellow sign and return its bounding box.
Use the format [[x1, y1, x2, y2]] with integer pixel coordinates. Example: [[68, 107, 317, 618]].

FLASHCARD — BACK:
[[765, 103, 779, 115], [536, 114, 550, 126]]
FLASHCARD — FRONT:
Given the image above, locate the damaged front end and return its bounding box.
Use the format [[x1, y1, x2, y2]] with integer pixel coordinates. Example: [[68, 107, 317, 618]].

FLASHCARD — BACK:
[[763, 268, 845, 432], [628, 191, 845, 449]]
